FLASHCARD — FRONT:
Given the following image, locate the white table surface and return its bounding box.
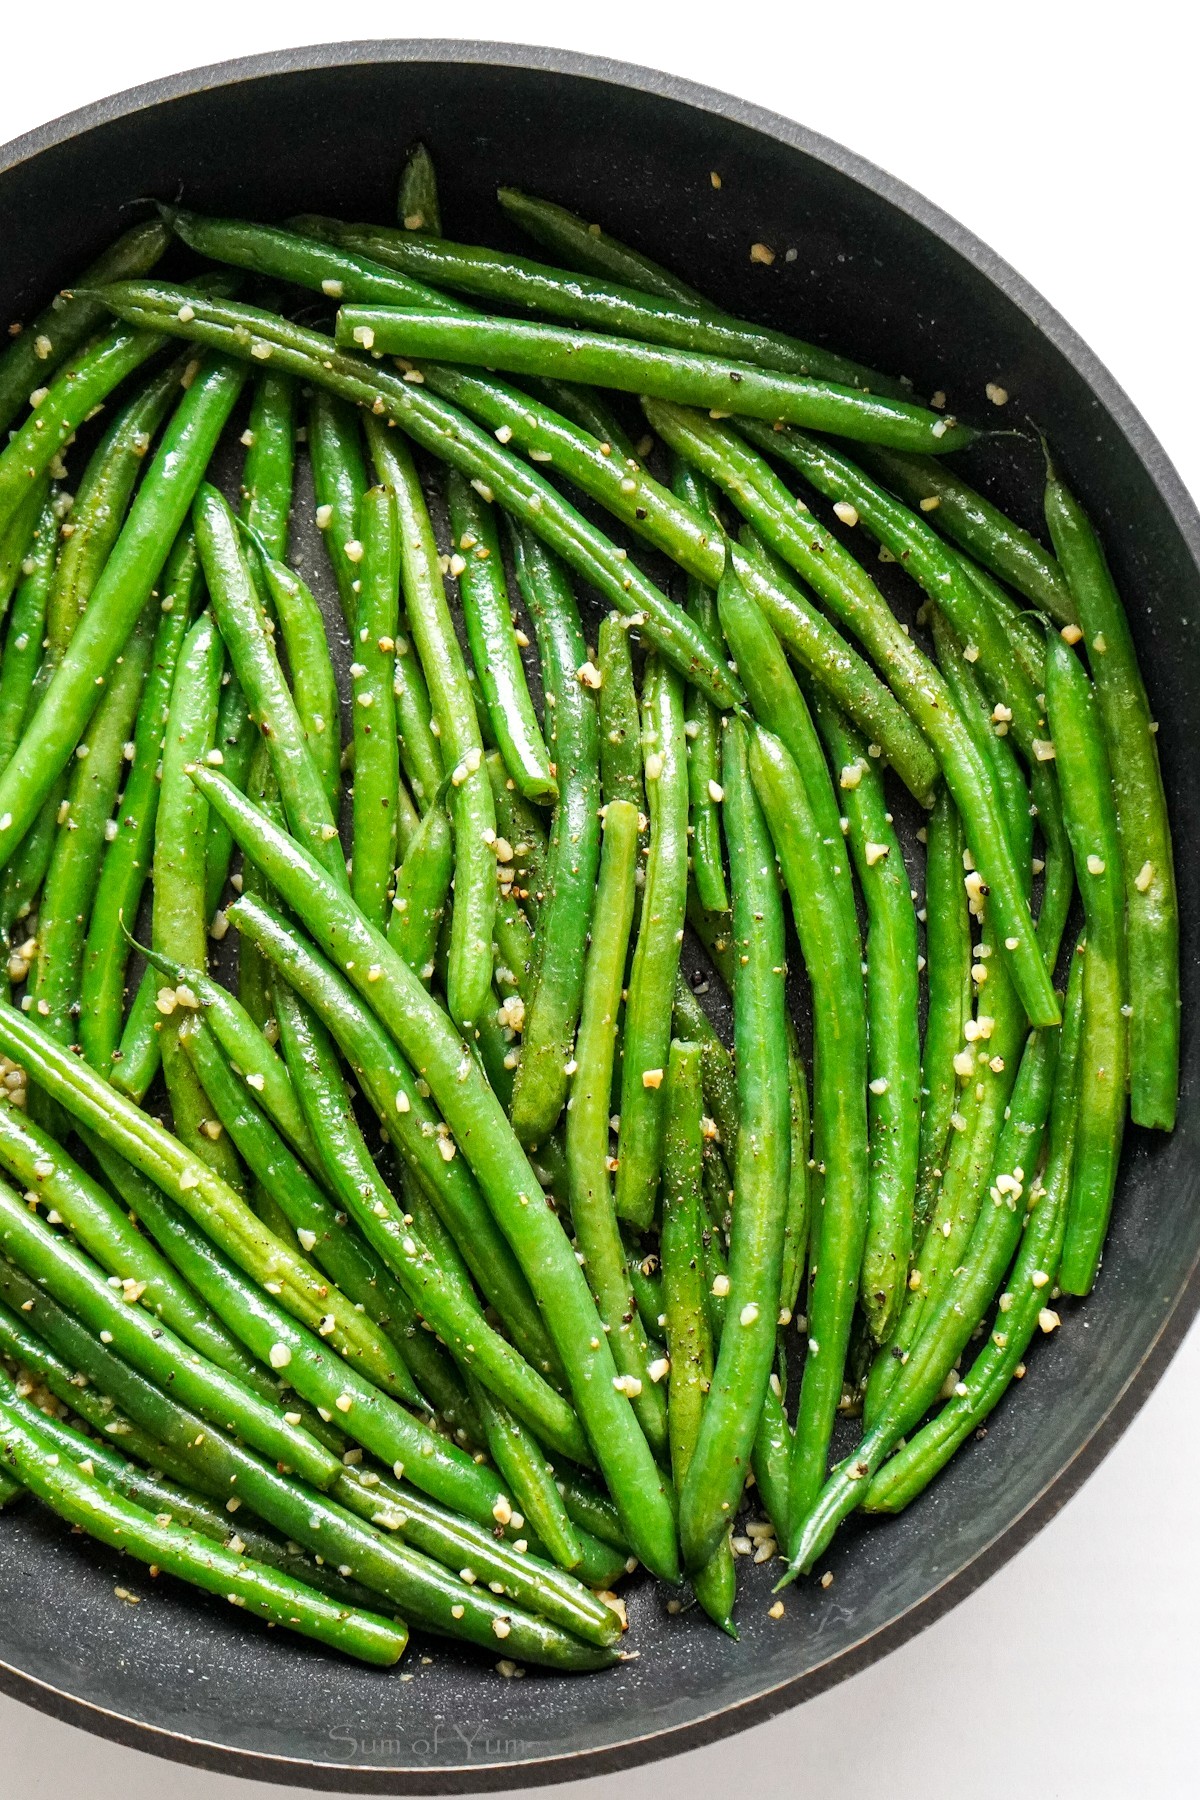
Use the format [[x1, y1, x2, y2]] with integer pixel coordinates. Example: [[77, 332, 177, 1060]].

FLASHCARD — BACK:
[[1, 4, 1196, 1794]]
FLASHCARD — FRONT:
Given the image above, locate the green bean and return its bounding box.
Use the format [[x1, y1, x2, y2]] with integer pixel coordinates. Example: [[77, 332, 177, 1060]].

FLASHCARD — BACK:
[[0, 1375, 407, 1664], [189, 770, 680, 1580], [745, 722, 868, 1535], [0, 1303, 364, 1601], [498, 187, 707, 303], [195, 482, 347, 887], [1044, 459, 1176, 1131], [108, 971, 163, 1100], [783, 1015, 1060, 1581], [739, 421, 1049, 748], [177, 1016, 426, 1408], [466, 1373, 584, 1574], [813, 696, 919, 1343], [366, 421, 494, 1026], [26, 602, 156, 1067], [615, 662, 689, 1229], [0, 1102, 277, 1397], [954, 550, 1047, 687], [71, 1129, 555, 1538], [519, 377, 639, 459], [565, 797, 669, 1454], [245, 536, 342, 812], [136, 939, 317, 1169], [187, 1004, 592, 1460], [77, 533, 196, 1065], [349, 484, 402, 927], [930, 607, 1034, 895], [336, 306, 974, 456], [857, 446, 1076, 626], [661, 1039, 737, 1633], [268, 983, 477, 1437], [0, 481, 50, 632], [150, 605, 242, 1179], [227, 892, 554, 1374], [1, 367, 185, 933], [596, 613, 645, 811], [0, 218, 169, 435], [627, 1250, 665, 1344], [4, 1246, 610, 1655], [914, 788, 972, 1248], [487, 751, 550, 903], [865, 897, 1027, 1429], [202, 672, 256, 920], [447, 469, 556, 804], [732, 529, 940, 804], [864, 941, 1085, 1513], [240, 372, 295, 559], [680, 717, 790, 1571], [396, 143, 441, 233], [779, 1023, 812, 1323], [0, 1171, 335, 1483], [387, 795, 452, 979], [0, 327, 167, 543], [1044, 634, 1127, 1293], [671, 978, 739, 1165], [672, 463, 728, 913], [0, 355, 244, 877], [0, 497, 57, 776], [509, 527, 602, 1145], [308, 389, 367, 624], [90, 285, 741, 709], [651, 402, 1058, 1027], [300, 207, 895, 396], [715, 563, 856, 935], [0, 1004, 433, 1398]]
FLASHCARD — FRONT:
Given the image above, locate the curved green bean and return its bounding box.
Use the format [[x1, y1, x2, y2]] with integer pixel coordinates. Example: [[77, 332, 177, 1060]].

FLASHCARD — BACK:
[[350, 484, 402, 927], [673, 461, 728, 913]]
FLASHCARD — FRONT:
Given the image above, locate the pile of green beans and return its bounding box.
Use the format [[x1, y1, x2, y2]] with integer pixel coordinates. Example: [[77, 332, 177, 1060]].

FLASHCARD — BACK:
[[0, 177, 1176, 1665]]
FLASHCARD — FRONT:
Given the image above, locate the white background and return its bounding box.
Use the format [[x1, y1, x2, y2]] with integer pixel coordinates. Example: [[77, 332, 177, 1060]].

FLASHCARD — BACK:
[[1, 3, 1197, 1795]]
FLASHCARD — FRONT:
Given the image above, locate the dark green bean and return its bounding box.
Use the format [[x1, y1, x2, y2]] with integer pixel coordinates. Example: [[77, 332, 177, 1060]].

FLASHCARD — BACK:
[[308, 389, 367, 624], [336, 309, 972, 455], [466, 1373, 584, 1574], [812, 695, 919, 1343], [661, 1039, 737, 1634], [349, 484, 402, 927], [615, 661, 690, 1229], [1044, 458, 1176, 1131], [0, 356, 245, 876], [679, 717, 791, 1571], [0, 496, 57, 776], [565, 797, 669, 1455], [672, 462, 728, 913], [509, 527, 602, 1146], [448, 470, 556, 804], [857, 446, 1076, 626], [0, 218, 169, 435], [366, 420, 495, 1027], [1045, 633, 1127, 1293], [195, 482, 347, 886], [596, 612, 645, 812], [914, 788, 973, 1249], [0, 327, 166, 542]]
